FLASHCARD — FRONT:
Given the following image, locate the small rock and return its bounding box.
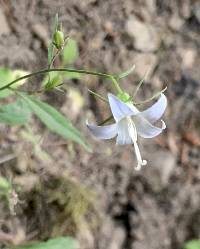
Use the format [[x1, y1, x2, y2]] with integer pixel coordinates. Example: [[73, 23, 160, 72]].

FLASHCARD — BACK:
[[145, 0, 156, 15], [0, 9, 10, 36], [108, 225, 126, 249], [179, 47, 196, 69], [101, 217, 126, 249], [168, 14, 184, 31], [180, 0, 191, 19], [31, 23, 49, 48], [126, 16, 160, 52], [14, 174, 39, 192]]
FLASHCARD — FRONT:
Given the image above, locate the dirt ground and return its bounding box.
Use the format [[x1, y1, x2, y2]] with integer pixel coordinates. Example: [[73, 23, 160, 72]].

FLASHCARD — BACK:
[[0, 0, 200, 249]]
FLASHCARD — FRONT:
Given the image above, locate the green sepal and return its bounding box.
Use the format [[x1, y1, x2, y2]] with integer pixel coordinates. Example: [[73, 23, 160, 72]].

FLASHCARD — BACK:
[[117, 91, 131, 103]]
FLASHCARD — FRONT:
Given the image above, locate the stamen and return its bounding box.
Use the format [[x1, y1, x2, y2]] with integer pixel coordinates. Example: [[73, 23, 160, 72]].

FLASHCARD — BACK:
[[127, 117, 147, 170], [161, 120, 166, 129], [133, 140, 147, 170]]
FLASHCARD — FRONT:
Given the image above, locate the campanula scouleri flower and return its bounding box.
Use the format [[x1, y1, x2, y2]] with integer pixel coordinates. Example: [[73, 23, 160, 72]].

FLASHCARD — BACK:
[[87, 93, 167, 170]]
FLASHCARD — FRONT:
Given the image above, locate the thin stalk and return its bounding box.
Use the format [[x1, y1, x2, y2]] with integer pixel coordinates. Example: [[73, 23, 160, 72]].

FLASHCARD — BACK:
[[133, 87, 167, 105], [110, 76, 123, 94], [88, 89, 108, 103], [133, 68, 150, 98], [0, 68, 112, 92]]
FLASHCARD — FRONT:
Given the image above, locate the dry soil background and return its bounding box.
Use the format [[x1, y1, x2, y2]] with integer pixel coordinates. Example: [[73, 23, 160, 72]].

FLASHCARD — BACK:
[[0, 1, 200, 249]]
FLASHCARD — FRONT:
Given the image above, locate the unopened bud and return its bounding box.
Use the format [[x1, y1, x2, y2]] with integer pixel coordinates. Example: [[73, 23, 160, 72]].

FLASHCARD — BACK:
[[53, 30, 65, 49]]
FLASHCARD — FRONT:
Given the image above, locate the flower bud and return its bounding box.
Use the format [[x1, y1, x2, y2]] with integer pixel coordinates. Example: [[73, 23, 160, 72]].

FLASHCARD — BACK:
[[53, 30, 65, 49]]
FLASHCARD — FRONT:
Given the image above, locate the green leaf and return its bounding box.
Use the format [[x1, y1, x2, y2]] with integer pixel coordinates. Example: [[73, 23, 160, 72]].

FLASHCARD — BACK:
[[48, 13, 59, 65], [44, 73, 62, 90], [62, 39, 79, 65], [12, 237, 79, 249], [184, 240, 200, 249], [0, 177, 11, 192], [20, 93, 91, 152], [0, 68, 29, 98], [42, 72, 59, 87], [0, 99, 31, 125], [116, 64, 135, 79], [42, 71, 80, 89]]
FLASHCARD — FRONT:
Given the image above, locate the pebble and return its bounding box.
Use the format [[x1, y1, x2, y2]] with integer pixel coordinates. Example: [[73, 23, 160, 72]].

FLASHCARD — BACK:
[[0, 8, 10, 36], [126, 16, 160, 52], [179, 47, 196, 69]]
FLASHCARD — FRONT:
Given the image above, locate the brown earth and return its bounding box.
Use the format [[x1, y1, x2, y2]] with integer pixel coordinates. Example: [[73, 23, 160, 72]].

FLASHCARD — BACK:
[[0, 0, 200, 249]]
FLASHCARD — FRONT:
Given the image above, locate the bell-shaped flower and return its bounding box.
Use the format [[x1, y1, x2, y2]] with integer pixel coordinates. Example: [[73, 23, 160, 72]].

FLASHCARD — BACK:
[[87, 93, 167, 170]]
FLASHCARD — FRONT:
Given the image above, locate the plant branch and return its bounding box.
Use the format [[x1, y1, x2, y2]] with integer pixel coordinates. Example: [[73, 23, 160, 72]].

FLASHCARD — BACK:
[[0, 68, 113, 92]]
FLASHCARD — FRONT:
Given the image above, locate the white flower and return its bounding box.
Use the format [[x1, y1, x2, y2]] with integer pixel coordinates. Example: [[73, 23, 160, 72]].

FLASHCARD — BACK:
[[87, 93, 167, 170]]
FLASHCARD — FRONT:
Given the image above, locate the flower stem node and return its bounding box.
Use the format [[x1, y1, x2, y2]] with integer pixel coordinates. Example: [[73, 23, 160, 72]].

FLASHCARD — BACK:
[[53, 30, 65, 49], [117, 92, 131, 103], [45, 74, 62, 90], [87, 93, 167, 171]]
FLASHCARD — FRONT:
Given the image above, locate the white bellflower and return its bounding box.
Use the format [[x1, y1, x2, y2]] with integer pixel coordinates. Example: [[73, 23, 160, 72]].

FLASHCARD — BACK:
[[87, 93, 167, 170]]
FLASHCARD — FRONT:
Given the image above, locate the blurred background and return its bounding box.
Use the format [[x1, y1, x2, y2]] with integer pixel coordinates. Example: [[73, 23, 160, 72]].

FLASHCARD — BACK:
[[0, 0, 200, 249]]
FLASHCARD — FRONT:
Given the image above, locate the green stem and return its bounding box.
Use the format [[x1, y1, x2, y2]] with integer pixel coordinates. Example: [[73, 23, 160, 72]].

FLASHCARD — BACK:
[[110, 76, 123, 94], [0, 68, 114, 92], [88, 89, 108, 103]]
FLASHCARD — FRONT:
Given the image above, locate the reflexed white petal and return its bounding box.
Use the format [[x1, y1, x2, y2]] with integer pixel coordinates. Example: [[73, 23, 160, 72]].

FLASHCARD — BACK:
[[140, 93, 167, 123], [108, 93, 139, 122], [86, 121, 117, 140], [133, 115, 163, 138], [116, 119, 132, 145]]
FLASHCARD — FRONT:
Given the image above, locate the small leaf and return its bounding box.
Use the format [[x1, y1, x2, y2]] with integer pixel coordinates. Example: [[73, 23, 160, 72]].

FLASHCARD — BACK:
[[42, 71, 59, 87], [20, 93, 91, 152], [62, 39, 79, 65], [0, 99, 31, 125], [12, 237, 79, 249], [42, 71, 80, 89], [0, 68, 29, 98], [184, 240, 200, 249], [0, 177, 11, 192], [116, 64, 135, 79], [45, 73, 62, 90]]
